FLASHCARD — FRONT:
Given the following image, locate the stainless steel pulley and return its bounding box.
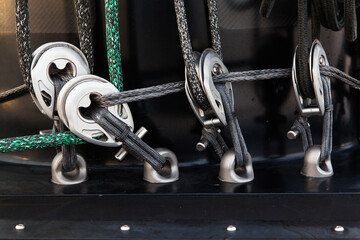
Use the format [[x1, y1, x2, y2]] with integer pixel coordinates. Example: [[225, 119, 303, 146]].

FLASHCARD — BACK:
[[30, 42, 90, 119], [57, 74, 134, 147]]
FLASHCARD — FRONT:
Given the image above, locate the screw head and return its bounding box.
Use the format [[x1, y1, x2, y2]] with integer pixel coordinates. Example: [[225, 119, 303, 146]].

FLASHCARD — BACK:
[[15, 224, 25, 230], [319, 56, 325, 65], [120, 225, 130, 231], [333, 225, 345, 232], [212, 64, 222, 75], [226, 225, 236, 232]]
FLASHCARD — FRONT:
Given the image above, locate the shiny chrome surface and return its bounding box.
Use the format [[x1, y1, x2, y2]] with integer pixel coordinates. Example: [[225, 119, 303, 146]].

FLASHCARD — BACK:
[[57, 75, 134, 147]]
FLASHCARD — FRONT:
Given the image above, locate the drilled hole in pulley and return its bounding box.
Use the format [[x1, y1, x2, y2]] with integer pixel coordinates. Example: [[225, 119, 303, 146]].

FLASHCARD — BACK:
[[41, 91, 52, 107], [215, 100, 223, 112], [79, 94, 101, 121], [48, 62, 75, 79]]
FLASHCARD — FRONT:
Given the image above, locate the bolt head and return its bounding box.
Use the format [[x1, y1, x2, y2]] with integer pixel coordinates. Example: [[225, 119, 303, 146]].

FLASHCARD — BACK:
[[212, 64, 222, 75], [319, 56, 325, 65], [334, 225, 345, 232], [15, 224, 25, 230], [226, 225, 236, 232], [120, 225, 130, 231]]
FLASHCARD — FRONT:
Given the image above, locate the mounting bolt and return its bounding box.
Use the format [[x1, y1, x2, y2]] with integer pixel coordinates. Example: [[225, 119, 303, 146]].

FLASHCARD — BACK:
[[120, 225, 130, 231], [226, 225, 236, 232], [333, 225, 345, 232], [15, 224, 25, 230], [196, 137, 209, 151], [287, 129, 299, 139]]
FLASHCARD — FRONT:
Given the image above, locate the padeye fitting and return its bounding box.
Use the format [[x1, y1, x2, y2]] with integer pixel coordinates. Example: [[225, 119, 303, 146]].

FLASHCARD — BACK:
[[143, 148, 179, 184]]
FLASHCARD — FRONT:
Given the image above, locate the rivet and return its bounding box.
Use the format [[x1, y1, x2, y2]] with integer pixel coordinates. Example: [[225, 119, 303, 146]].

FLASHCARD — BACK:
[[333, 225, 345, 232], [120, 224, 130, 231], [226, 225, 236, 232], [15, 224, 25, 230]]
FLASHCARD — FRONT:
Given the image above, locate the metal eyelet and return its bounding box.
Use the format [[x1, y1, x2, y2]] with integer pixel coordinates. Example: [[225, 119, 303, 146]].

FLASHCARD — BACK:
[[143, 148, 179, 183], [51, 152, 87, 185], [30, 42, 90, 119], [301, 145, 333, 178], [57, 74, 134, 147], [218, 149, 254, 183]]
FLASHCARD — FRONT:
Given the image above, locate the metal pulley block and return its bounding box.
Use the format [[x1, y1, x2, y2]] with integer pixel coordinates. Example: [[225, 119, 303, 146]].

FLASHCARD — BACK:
[[291, 39, 330, 117], [291, 39, 334, 178], [185, 49, 234, 128], [30, 42, 90, 119], [143, 148, 179, 183], [219, 149, 254, 184], [57, 75, 134, 147]]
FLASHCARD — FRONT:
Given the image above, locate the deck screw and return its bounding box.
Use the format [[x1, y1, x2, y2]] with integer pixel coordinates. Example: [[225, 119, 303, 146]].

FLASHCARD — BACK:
[[120, 225, 130, 231], [333, 225, 345, 232], [226, 225, 236, 232], [15, 224, 25, 230]]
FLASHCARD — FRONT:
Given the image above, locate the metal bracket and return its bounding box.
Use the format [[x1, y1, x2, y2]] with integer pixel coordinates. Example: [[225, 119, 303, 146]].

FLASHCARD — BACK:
[[218, 149, 254, 184], [30, 42, 90, 119], [143, 148, 179, 183], [57, 75, 134, 147]]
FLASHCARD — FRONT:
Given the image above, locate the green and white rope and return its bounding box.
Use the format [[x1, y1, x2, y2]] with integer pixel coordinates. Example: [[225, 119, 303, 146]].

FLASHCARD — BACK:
[[0, 132, 86, 153], [105, 0, 123, 91]]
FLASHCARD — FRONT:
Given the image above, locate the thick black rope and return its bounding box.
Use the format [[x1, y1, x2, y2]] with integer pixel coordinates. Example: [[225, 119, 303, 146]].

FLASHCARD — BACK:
[[0, 84, 28, 104], [344, 0, 357, 41], [15, 0, 32, 93], [74, 0, 95, 72], [173, 0, 209, 110], [4, 66, 360, 106], [89, 107, 166, 171], [52, 74, 78, 172], [296, 0, 315, 99]]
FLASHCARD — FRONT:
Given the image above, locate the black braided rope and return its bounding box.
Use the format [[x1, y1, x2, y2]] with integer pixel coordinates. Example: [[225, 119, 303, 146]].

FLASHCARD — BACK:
[[74, 0, 94, 72], [15, 0, 33, 93]]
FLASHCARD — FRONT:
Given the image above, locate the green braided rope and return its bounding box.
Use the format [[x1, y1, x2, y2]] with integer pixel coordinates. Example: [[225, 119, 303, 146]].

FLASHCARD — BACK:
[[0, 132, 87, 153], [0, 1, 125, 153], [105, 0, 123, 91]]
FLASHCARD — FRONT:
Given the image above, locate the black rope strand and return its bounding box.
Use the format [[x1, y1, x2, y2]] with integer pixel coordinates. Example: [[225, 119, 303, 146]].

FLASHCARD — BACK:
[[74, 0, 95, 72], [15, 0, 32, 93], [296, 0, 315, 99]]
